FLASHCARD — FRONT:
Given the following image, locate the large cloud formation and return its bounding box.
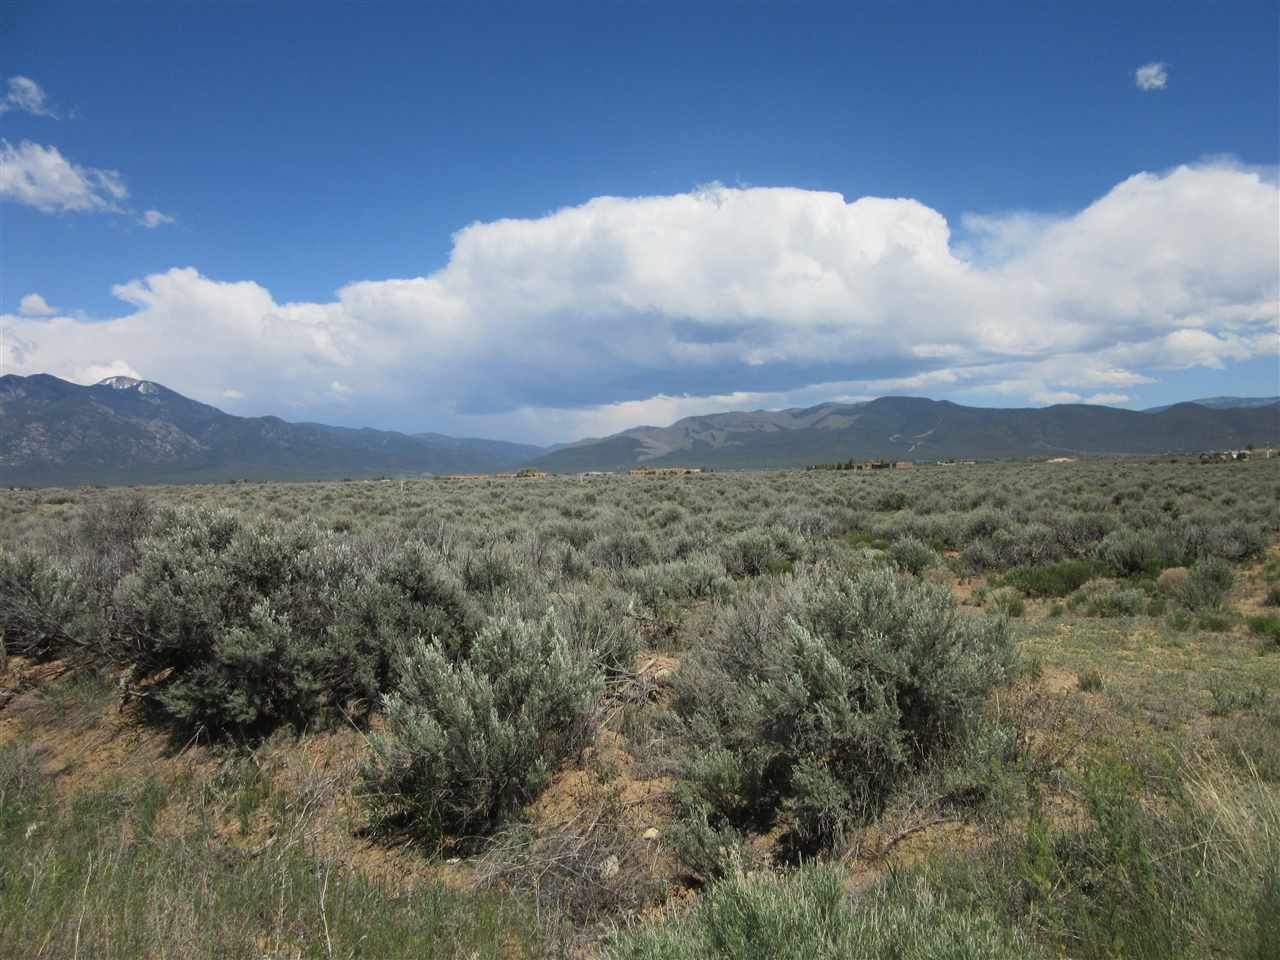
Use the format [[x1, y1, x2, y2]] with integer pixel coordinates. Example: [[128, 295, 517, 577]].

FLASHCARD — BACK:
[[3, 162, 1276, 441]]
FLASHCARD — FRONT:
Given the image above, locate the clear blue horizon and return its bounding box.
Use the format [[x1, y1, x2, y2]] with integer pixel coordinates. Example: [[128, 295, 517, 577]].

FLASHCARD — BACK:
[[2, 0, 1277, 443]]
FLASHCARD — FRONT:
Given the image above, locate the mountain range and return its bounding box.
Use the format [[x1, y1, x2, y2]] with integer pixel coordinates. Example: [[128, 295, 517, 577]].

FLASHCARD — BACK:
[[1, 373, 1277, 486], [0, 375, 541, 486], [1142, 396, 1280, 414], [528, 396, 1280, 472]]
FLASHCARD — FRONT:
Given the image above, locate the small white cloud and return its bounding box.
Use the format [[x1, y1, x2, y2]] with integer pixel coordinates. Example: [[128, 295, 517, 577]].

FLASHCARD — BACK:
[[77, 360, 142, 384], [18, 292, 56, 317], [1135, 62, 1168, 91], [222, 388, 244, 400], [0, 76, 57, 118], [140, 208, 174, 228], [1035, 390, 1084, 405], [0, 140, 128, 213], [330, 380, 351, 396], [1086, 393, 1130, 405]]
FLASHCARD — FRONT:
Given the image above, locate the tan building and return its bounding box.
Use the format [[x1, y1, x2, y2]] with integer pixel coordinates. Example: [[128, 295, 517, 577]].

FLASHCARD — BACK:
[[629, 466, 704, 476]]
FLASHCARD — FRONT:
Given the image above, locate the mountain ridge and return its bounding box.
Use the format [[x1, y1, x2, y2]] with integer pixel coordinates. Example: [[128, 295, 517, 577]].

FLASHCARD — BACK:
[[0, 374, 545, 485], [527, 395, 1280, 471], [1143, 396, 1280, 414], [2, 374, 1277, 485]]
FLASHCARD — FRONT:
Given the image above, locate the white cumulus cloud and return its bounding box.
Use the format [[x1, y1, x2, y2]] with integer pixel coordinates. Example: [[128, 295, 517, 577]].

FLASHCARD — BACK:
[[140, 209, 174, 228], [2, 162, 1276, 442], [1086, 393, 1131, 405], [18, 293, 56, 317], [0, 76, 57, 118], [1136, 62, 1168, 91], [0, 140, 127, 213]]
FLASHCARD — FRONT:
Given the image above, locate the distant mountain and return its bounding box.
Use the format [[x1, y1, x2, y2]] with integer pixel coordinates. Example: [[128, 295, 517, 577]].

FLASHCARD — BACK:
[[1143, 396, 1280, 413], [0, 374, 544, 486], [412, 432, 544, 463], [528, 396, 1280, 471], [4, 374, 1277, 486]]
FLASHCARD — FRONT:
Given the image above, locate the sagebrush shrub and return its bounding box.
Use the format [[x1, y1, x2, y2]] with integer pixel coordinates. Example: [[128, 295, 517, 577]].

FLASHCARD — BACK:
[[1097, 528, 1164, 577], [719, 527, 803, 577], [0, 550, 96, 662], [1179, 557, 1234, 611], [672, 568, 1013, 849], [589, 528, 660, 571], [1205, 519, 1267, 562], [112, 509, 478, 736], [552, 588, 639, 678], [1061, 510, 1119, 553], [362, 611, 603, 843], [1079, 580, 1146, 617], [889, 536, 939, 575], [620, 554, 732, 607], [1003, 559, 1097, 598]]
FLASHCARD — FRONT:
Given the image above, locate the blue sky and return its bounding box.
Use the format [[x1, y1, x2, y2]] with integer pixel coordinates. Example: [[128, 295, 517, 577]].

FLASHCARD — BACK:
[[2, 0, 1277, 442]]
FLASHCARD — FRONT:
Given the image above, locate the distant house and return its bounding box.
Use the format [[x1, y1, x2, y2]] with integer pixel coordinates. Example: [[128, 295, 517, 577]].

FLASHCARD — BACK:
[[1199, 450, 1251, 463], [893, 461, 914, 469], [629, 466, 704, 476]]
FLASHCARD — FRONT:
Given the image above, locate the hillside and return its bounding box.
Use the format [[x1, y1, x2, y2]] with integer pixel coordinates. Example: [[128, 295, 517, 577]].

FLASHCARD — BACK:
[[0, 374, 543, 485], [529, 396, 1280, 471], [1144, 396, 1280, 413], [3, 374, 1277, 485]]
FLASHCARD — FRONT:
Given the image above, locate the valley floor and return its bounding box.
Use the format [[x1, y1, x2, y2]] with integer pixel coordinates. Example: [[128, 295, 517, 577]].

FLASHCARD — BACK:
[[1, 462, 1277, 957]]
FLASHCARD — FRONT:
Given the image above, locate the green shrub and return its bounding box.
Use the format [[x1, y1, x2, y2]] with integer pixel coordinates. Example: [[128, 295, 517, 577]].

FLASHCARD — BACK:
[[889, 536, 939, 575], [1209, 682, 1269, 717], [1178, 557, 1234, 611], [672, 569, 1013, 849], [460, 540, 520, 596], [0, 549, 96, 662], [362, 611, 603, 843], [620, 554, 732, 605], [665, 790, 761, 883], [719, 527, 803, 577], [1051, 511, 1115, 558], [589, 529, 659, 571], [1096, 528, 1163, 578], [1246, 615, 1280, 647], [1205, 520, 1266, 562], [961, 535, 1012, 572], [1019, 760, 1177, 959], [609, 864, 1028, 960], [113, 509, 478, 737], [553, 589, 639, 678], [1197, 612, 1233, 633], [875, 489, 910, 512], [1002, 559, 1097, 598], [992, 590, 1026, 618], [1083, 584, 1146, 618], [1078, 670, 1104, 693]]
